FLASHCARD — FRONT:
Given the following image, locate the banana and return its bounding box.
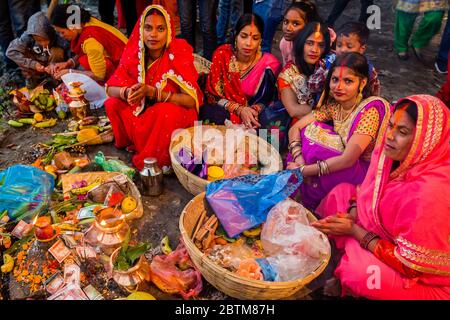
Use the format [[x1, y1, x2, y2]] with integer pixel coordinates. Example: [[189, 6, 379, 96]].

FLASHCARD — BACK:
[[1, 254, 14, 273], [70, 178, 103, 195], [242, 226, 262, 238]]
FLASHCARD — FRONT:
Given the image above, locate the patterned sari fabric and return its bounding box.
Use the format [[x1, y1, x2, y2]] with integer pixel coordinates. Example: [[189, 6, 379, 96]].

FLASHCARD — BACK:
[[105, 5, 203, 170], [288, 97, 391, 210], [201, 44, 282, 141], [396, 0, 448, 13], [316, 95, 450, 299]]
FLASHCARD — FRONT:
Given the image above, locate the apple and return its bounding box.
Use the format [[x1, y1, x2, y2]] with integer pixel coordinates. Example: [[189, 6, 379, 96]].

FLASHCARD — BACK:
[[35, 225, 55, 240]]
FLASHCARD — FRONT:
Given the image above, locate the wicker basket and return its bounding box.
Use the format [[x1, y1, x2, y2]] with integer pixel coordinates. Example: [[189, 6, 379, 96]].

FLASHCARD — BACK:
[[179, 192, 331, 300], [169, 125, 283, 196], [193, 53, 212, 75]]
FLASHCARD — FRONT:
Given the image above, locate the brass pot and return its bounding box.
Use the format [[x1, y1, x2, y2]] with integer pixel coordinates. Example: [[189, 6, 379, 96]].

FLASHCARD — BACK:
[[84, 211, 130, 255], [68, 98, 89, 121], [109, 247, 151, 291]]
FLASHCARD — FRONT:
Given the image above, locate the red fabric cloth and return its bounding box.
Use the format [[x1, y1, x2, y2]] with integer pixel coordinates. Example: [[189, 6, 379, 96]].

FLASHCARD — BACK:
[[71, 21, 126, 81], [105, 5, 203, 170], [116, 0, 126, 29]]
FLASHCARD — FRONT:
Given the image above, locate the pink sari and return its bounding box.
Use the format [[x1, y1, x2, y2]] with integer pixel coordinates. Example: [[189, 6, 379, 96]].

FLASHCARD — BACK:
[[316, 95, 450, 299]]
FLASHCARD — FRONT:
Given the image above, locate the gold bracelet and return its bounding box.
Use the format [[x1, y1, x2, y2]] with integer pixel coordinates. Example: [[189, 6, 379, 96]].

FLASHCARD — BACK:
[[156, 88, 162, 102], [163, 91, 172, 103]]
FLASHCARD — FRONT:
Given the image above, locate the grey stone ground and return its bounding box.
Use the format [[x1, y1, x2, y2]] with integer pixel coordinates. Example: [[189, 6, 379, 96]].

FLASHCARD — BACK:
[[0, 0, 447, 300]]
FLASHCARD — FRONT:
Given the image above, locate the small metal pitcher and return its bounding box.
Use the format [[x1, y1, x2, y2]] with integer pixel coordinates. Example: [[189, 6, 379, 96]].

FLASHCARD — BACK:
[[139, 157, 163, 196]]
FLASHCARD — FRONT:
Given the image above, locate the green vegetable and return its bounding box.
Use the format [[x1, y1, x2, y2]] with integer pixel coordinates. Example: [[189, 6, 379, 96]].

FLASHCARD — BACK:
[[7, 120, 24, 127], [114, 230, 151, 271], [18, 118, 34, 124], [215, 225, 236, 242]]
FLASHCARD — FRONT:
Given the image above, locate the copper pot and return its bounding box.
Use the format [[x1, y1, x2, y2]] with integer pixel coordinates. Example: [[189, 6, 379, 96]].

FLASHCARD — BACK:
[[84, 209, 129, 255], [109, 247, 151, 291]]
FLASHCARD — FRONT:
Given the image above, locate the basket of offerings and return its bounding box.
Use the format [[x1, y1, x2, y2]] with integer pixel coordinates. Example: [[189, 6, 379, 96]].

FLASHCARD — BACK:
[[169, 125, 283, 196], [179, 192, 331, 300], [60, 171, 143, 222]]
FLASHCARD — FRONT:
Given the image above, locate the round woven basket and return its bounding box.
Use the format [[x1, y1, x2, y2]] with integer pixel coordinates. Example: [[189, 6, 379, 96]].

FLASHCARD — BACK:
[[179, 192, 331, 300], [170, 125, 283, 196], [193, 53, 212, 75]]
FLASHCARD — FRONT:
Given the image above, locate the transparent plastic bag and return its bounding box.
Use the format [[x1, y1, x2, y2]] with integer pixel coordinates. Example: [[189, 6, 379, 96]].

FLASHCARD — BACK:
[[259, 198, 330, 281], [261, 198, 328, 259], [94, 151, 135, 179], [0, 165, 55, 221], [149, 240, 203, 300]]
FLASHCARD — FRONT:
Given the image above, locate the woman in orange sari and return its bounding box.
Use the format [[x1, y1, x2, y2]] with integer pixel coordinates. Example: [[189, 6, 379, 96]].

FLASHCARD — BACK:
[[104, 5, 203, 171], [313, 95, 450, 299]]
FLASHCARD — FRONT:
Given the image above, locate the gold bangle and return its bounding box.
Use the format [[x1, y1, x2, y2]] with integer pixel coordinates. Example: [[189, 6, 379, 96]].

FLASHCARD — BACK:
[[163, 91, 172, 103], [157, 88, 162, 102]]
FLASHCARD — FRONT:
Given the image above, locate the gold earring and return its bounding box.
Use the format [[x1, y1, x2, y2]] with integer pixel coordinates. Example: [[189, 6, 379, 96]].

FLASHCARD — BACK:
[[356, 87, 363, 105]]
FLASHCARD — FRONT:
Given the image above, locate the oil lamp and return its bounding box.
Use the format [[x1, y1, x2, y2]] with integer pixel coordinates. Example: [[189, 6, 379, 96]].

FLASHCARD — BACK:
[[84, 207, 129, 255]]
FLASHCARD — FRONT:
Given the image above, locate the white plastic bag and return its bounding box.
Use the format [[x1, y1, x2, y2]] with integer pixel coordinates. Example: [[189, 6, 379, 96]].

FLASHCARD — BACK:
[[260, 198, 330, 281]]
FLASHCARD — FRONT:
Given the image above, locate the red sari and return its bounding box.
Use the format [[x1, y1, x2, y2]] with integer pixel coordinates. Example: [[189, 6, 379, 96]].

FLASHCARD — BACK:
[[105, 5, 203, 170]]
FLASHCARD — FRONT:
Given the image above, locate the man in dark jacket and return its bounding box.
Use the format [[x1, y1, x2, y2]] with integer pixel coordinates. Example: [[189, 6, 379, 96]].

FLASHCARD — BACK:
[[6, 11, 69, 88]]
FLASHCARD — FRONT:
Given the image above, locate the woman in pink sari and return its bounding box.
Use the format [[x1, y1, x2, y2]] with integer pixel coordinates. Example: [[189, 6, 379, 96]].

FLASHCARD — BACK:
[[313, 95, 450, 299]]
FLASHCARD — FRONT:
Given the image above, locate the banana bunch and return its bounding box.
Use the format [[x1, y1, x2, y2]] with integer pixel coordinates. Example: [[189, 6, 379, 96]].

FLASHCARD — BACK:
[[30, 89, 55, 112]]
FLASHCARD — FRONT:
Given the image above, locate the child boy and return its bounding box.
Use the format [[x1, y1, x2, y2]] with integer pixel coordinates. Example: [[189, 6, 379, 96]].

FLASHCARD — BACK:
[[6, 11, 69, 88], [309, 21, 380, 103]]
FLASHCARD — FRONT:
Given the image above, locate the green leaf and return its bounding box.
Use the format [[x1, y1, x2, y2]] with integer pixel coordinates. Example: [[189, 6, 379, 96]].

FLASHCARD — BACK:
[[120, 229, 131, 257], [126, 242, 151, 266], [116, 256, 131, 271]]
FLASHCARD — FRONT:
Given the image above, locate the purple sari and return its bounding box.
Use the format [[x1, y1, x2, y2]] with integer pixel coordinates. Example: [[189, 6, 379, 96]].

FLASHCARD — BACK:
[[288, 97, 391, 210]]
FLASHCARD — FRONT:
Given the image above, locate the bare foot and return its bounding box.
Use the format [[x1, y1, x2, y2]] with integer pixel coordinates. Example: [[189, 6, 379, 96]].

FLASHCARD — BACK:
[[323, 277, 341, 297]]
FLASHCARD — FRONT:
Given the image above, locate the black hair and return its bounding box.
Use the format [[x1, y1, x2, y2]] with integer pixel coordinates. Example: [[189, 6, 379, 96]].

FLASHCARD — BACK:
[[285, 1, 323, 23], [322, 52, 370, 103], [51, 4, 91, 28], [293, 22, 330, 76], [146, 8, 164, 18], [232, 13, 265, 50], [395, 100, 418, 125], [336, 21, 370, 45]]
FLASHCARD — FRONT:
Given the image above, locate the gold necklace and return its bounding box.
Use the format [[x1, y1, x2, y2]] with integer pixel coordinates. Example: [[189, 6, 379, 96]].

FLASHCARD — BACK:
[[237, 52, 259, 75]]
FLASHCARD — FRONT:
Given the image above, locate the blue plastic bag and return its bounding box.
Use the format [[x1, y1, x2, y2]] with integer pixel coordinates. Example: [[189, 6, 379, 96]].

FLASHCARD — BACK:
[[0, 165, 55, 221], [205, 169, 302, 238]]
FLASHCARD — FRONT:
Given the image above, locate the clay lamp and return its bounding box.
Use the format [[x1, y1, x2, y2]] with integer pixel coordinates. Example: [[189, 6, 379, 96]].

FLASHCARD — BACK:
[[34, 216, 57, 242], [84, 207, 129, 255]]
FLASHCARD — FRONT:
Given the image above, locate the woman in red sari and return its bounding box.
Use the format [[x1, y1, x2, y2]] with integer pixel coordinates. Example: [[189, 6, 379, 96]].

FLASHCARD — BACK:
[[50, 4, 127, 83], [104, 5, 203, 171], [313, 95, 450, 299]]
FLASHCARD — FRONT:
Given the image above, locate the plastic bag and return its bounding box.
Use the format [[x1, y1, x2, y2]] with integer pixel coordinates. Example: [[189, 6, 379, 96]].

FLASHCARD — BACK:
[[259, 199, 330, 281], [261, 198, 329, 259], [94, 151, 135, 179], [0, 165, 55, 221], [176, 147, 207, 179], [206, 238, 263, 271], [149, 239, 203, 300], [205, 169, 302, 238]]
